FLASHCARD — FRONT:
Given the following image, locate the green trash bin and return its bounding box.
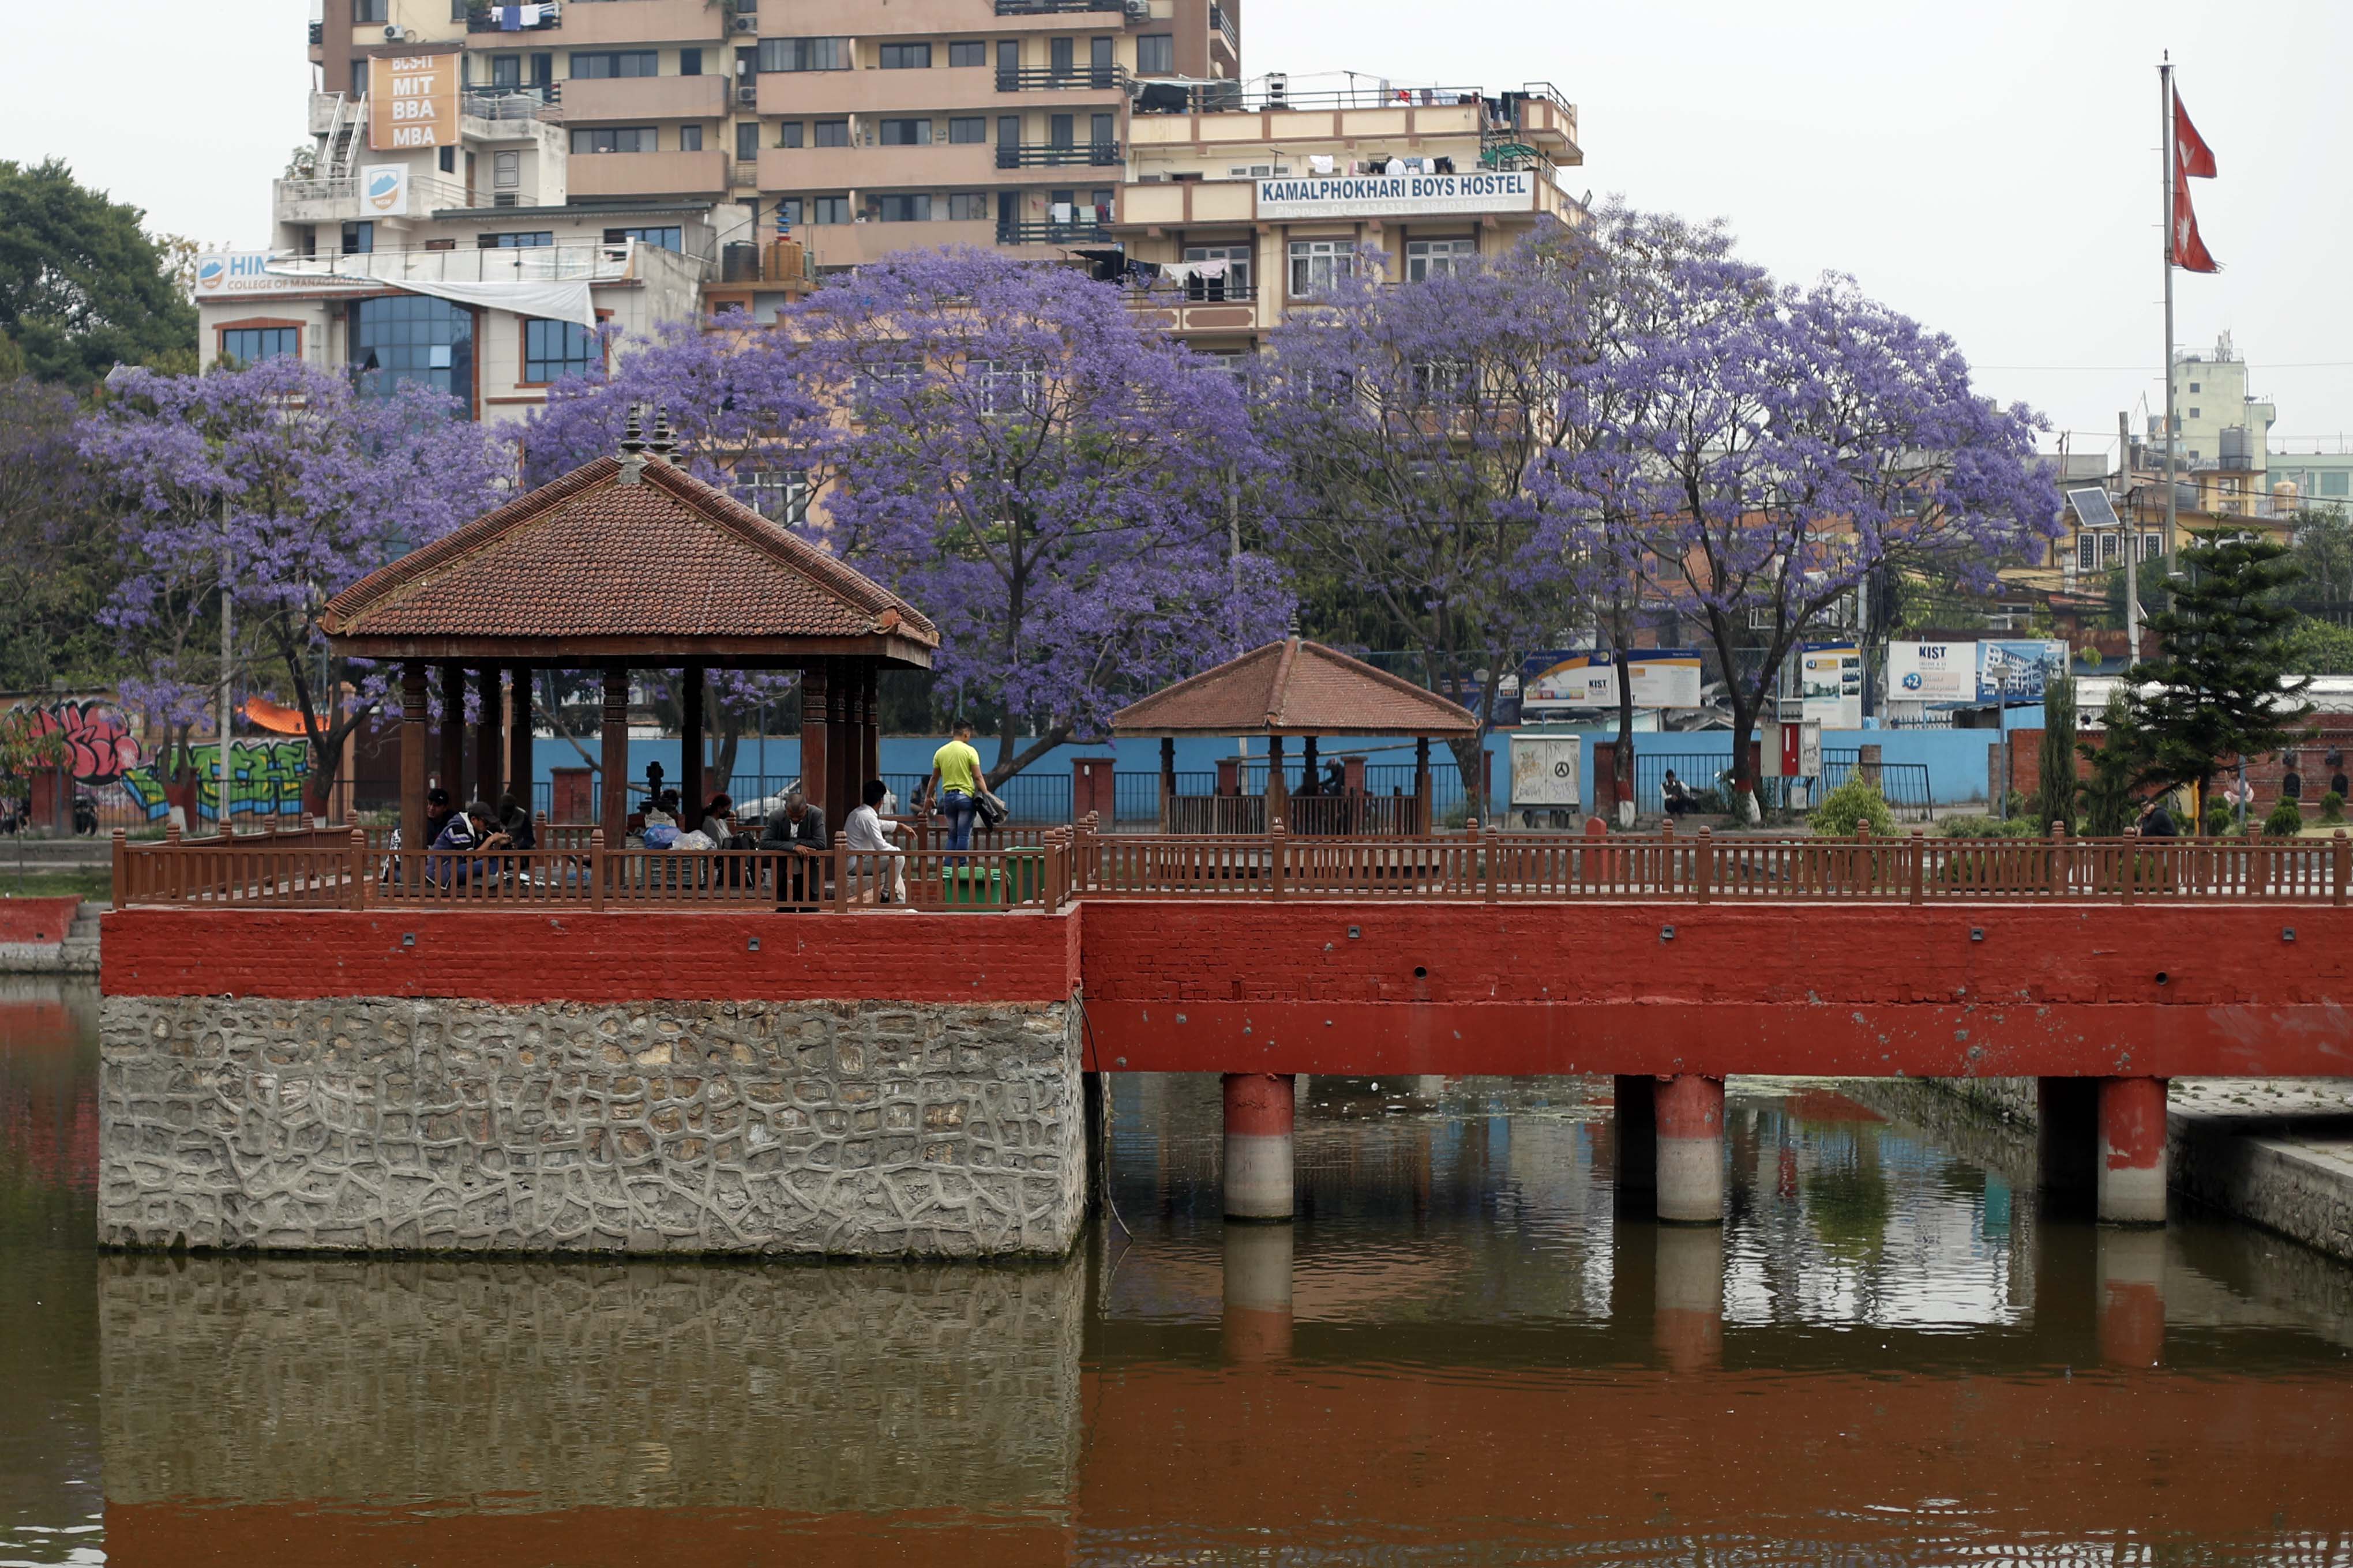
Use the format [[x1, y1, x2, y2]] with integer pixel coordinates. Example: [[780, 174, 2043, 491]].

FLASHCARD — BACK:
[[1003, 850, 1045, 905], [942, 866, 1005, 907]]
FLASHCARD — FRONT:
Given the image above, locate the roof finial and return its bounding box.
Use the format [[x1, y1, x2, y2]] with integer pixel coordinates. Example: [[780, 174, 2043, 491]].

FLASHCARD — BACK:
[[1286, 606, 1301, 642], [617, 402, 648, 484], [648, 402, 681, 467]]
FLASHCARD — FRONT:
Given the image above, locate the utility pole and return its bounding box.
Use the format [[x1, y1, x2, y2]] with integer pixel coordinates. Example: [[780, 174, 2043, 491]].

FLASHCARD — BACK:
[[2119, 409, 2140, 659]]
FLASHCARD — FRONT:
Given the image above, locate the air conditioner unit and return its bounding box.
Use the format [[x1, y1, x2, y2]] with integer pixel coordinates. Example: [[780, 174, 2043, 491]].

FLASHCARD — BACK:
[[730, 14, 756, 31], [382, 24, 411, 41], [1122, 0, 1147, 15], [735, 84, 757, 106]]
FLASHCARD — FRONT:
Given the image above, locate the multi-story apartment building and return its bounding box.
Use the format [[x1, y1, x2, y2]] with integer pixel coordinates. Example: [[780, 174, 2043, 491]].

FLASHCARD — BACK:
[[196, 0, 1580, 421], [2148, 332, 2276, 479]]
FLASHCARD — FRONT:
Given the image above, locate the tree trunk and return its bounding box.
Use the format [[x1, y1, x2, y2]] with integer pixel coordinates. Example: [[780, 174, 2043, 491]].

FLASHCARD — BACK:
[[1612, 651, 1635, 829], [1725, 687, 1763, 825], [1444, 733, 1485, 826]]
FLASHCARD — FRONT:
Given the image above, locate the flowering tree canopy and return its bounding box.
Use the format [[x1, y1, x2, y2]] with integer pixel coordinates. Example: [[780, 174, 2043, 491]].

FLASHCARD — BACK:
[[78, 357, 511, 803]]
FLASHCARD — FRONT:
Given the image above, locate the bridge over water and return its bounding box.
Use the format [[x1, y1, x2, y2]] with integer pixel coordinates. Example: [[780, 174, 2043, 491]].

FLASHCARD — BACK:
[[100, 822, 2353, 1244]]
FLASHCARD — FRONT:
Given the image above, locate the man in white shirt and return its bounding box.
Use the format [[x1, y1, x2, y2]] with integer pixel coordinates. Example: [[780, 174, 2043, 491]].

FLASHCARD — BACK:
[[843, 778, 905, 905]]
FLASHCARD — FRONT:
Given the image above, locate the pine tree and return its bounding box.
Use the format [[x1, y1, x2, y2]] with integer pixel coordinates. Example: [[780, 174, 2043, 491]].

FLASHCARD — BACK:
[[2034, 672, 2077, 829], [2130, 528, 2314, 827]]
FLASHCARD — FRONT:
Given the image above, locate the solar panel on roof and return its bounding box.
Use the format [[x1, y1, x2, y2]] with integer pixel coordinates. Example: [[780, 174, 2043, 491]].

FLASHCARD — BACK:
[[2066, 486, 2122, 530]]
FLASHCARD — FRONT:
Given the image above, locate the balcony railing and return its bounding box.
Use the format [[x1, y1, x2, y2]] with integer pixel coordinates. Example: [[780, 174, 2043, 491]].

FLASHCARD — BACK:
[[1209, 2, 1238, 55], [997, 219, 1110, 245], [993, 0, 1121, 13], [995, 64, 1129, 92], [462, 82, 561, 119], [996, 141, 1120, 168], [273, 172, 475, 215]]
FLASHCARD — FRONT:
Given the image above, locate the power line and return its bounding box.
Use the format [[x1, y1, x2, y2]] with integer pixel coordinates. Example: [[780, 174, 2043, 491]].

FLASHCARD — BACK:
[[1976, 360, 2353, 371]]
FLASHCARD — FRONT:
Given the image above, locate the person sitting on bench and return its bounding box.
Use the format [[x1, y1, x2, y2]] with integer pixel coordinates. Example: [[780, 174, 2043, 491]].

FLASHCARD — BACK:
[[1661, 770, 1694, 818]]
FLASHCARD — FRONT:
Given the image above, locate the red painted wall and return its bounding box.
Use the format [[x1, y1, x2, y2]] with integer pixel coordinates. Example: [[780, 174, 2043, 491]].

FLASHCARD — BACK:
[[0, 896, 81, 945], [102, 909, 1079, 1005], [103, 899, 2353, 1078]]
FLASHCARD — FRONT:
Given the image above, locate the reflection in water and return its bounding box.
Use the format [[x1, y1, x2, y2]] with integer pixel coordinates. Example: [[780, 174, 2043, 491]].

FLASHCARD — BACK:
[[6, 994, 2353, 1564]]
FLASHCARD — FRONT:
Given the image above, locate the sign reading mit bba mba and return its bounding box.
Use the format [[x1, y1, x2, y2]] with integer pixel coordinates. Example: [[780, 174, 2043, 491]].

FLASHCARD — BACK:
[[1255, 170, 1535, 221], [370, 52, 457, 150]]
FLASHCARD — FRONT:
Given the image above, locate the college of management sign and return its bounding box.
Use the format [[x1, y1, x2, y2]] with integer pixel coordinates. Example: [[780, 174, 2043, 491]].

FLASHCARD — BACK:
[[1255, 169, 1535, 221]]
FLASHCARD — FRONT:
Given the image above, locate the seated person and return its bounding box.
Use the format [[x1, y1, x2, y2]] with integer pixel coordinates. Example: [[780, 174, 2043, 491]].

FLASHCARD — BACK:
[[699, 792, 744, 849], [842, 779, 905, 904], [423, 787, 456, 848], [1661, 769, 1694, 817], [760, 787, 830, 903], [430, 799, 512, 884], [496, 791, 535, 851]]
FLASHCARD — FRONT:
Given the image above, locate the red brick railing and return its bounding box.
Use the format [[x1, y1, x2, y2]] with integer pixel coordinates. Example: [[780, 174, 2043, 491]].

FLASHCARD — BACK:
[[113, 821, 2353, 911]]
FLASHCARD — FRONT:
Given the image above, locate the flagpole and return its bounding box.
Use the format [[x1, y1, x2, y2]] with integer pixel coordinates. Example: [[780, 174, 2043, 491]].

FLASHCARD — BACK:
[[2156, 54, 2175, 657]]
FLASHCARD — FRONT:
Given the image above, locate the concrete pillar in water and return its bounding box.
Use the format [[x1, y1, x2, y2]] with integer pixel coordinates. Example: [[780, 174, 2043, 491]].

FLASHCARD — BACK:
[[1653, 1222, 1724, 1373], [1654, 1074, 1725, 1224], [1222, 1071, 1294, 1220], [2097, 1225, 2167, 1367], [2035, 1077, 2099, 1201], [1613, 1075, 1657, 1208], [1222, 1220, 1294, 1363], [2097, 1076, 2170, 1226]]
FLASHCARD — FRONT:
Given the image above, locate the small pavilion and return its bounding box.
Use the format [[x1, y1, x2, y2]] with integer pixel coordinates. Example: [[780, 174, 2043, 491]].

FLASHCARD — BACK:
[[1111, 631, 1479, 835], [321, 423, 937, 857]]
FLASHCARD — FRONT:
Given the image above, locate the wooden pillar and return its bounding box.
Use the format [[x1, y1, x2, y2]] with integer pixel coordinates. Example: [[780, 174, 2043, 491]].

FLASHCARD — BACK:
[[1160, 736, 1176, 829], [400, 662, 428, 877], [679, 663, 705, 821], [859, 660, 881, 795], [438, 663, 467, 800], [1414, 736, 1432, 834], [831, 667, 857, 824], [507, 664, 534, 814], [1301, 735, 1320, 795], [600, 664, 628, 847], [800, 662, 831, 821], [473, 664, 502, 804], [1266, 733, 1287, 826]]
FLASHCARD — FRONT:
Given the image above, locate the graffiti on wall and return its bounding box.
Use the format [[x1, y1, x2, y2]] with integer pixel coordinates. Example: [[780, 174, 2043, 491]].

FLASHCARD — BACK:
[[7, 698, 142, 785], [119, 740, 314, 822]]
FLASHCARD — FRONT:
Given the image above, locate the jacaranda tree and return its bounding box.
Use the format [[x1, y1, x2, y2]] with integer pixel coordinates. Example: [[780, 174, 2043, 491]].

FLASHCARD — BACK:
[[79, 356, 512, 810]]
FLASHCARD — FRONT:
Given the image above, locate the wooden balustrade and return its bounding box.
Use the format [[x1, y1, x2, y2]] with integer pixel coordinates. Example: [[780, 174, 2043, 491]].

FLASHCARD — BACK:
[[112, 826, 2353, 911]]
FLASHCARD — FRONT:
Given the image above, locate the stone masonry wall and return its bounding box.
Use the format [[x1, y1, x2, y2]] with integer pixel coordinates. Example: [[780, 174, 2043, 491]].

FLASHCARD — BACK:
[[99, 994, 1084, 1256]]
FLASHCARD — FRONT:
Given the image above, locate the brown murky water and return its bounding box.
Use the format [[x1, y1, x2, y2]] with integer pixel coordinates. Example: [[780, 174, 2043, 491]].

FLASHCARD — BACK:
[[5, 980, 2352, 1566]]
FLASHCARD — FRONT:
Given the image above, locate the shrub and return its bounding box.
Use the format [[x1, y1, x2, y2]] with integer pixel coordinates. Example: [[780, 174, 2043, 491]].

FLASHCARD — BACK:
[[2204, 799, 2235, 837], [2324, 790, 2346, 825], [1939, 814, 2037, 839], [1814, 774, 1896, 837], [2265, 797, 2306, 838]]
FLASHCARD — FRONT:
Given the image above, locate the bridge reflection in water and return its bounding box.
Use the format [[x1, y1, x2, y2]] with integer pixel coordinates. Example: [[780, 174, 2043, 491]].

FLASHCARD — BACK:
[[21, 1062, 2353, 1563]]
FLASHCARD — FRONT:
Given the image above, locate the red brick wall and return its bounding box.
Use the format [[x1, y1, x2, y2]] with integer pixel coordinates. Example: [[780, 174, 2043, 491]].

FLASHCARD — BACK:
[[0, 897, 81, 945], [2011, 717, 2353, 814], [101, 909, 1079, 1005]]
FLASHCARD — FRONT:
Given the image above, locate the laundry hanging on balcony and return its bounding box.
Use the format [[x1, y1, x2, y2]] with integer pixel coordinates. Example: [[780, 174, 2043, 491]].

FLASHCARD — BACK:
[[496, 2, 558, 29]]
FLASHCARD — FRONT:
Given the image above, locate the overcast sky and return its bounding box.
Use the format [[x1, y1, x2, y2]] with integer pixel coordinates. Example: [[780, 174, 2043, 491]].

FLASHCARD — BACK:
[[7, 0, 2348, 457]]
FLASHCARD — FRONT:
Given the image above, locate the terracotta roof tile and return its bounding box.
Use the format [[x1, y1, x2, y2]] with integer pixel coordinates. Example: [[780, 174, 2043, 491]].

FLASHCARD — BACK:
[[1112, 637, 1478, 737], [322, 457, 937, 648]]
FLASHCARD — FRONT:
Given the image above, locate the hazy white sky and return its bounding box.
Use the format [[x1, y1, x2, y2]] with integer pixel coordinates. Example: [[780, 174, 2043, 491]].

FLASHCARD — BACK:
[[6, 0, 2348, 457]]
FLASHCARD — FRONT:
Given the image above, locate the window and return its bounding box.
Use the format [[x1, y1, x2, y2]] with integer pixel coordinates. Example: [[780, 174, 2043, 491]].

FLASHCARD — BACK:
[[678, 124, 704, 151], [490, 54, 523, 88], [571, 126, 658, 153], [1288, 238, 1356, 296], [997, 115, 1022, 146], [737, 121, 761, 160], [879, 118, 932, 146], [479, 231, 554, 247], [738, 469, 810, 524], [977, 359, 1041, 415], [220, 326, 298, 364], [679, 47, 702, 75], [2142, 532, 2164, 561], [351, 295, 474, 405], [814, 119, 849, 147], [493, 150, 521, 189], [949, 191, 989, 220], [775, 121, 804, 148], [2189, 381, 2201, 393], [2101, 531, 2121, 567], [949, 40, 985, 67], [340, 220, 374, 254], [861, 359, 920, 408], [1090, 36, 1113, 70], [2076, 532, 2098, 572], [1182, 243, 1249, 301], [1410, 358, 1467, 403], [1049, 37, 1074, 76], [438, 145, 456, 174], [1406, 237, 1477, 281], [948, 116, 986, 144], [602, 225, 684, 250], [809, 194, 850, 224], [2325, 472, 2351, 498], [523, 318, 601, 384], [1137, 33, 1173, 73], [2189, 406, 2200, 419], [1090, 112, 1114, 146], [878, 42, 932, 69], [774, 197, 803, 225], [997, 39, 1019, 77], [874, 193, 932, 222], [352, 0, 385, 21], [759, 36, 849, 72], [569, 51, 659, 78], [1049, 113, 1074, 148]]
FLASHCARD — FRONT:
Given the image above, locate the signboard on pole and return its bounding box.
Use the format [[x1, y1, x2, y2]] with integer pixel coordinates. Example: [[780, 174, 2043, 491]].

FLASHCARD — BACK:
[[1519, 649, 1705, 713], [1508, 733, 1581, 810], [370, 52, 459, 150], [1799, 642, 1862, 730], [1975, 640, 2069, 702], [1889, 642, 1975, 702]]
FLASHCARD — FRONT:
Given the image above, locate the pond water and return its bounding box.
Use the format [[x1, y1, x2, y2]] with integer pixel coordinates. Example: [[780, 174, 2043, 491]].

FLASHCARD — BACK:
[[5, 980, 2351, 1566]]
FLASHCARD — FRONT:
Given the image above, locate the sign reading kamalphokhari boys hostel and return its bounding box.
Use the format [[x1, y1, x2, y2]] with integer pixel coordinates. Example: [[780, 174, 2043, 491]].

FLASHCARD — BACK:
[[1255, 169, 1536, 220], [370, 52, 459, 150]]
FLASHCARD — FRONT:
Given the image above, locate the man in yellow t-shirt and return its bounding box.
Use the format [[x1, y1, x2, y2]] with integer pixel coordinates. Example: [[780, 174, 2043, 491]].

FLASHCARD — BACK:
[[926, 718, 990, 851]]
